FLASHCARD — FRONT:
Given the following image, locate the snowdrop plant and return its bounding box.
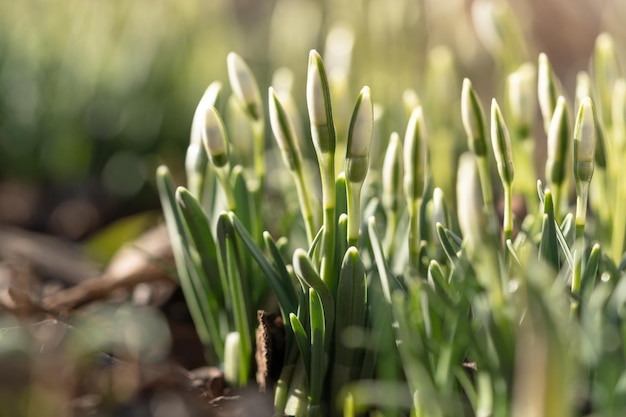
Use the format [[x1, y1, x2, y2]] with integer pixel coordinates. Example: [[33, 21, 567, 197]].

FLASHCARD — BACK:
[[158, 33, 626, 417]]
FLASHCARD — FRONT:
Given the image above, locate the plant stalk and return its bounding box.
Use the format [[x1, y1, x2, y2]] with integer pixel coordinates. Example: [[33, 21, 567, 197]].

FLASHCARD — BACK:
[[319, 153, 336, 289], [346, 180, 362, 247], [294, 167, 316, 245], [571, 182, 589, 313]]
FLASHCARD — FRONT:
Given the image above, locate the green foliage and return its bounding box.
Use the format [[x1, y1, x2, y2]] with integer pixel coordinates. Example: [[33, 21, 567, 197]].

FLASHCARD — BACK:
[[157, 31, 626, 417]]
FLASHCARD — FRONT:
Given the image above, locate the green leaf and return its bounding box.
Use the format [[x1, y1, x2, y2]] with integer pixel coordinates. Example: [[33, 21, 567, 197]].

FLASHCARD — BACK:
[[307, 50, 336, 154], [581, 243, 602, 300], [538, 189, 559, 269], [461, 78, 488, 157], [427, 260, 456, 304], [309, 288, 326, 406], [289, 312, 311, 380], [538, 181, 573, 269], [292, 249, 335, 345], [230, 214, 298, 319], [560, 213, 575, 248], [391, 289, 442, 417], [505, 240, 523, 271], [333, 247, 367, 392], [367, 216, 404, 303], [308, 225, 324, 265], [556, 216, 574, 270], [490, 99, 515, 186], [231, 166, 254, 233], [436, 223, 459, 265], [336, 173, 348, 221], [262, 231, 299, 312], [337, 213, 349, 267], [216, 213, 252, 385], [156, 166, 224, 361], [176, 187, 225, 303]]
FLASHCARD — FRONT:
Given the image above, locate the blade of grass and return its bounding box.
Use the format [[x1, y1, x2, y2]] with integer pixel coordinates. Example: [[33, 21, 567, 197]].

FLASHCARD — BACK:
[[436, 223, 460, 266], [538, 189, 559, 270], [156, 166, 224, 361], [332, 247, 367, 399], [230, 213, 298, 318], [309, 288, 326, 413], [289, 312, 311, 381], [367, 216, 403, 303], [292, 249, 335, 348], [217, 213, 252, 385], [176, 187, 227, 305]]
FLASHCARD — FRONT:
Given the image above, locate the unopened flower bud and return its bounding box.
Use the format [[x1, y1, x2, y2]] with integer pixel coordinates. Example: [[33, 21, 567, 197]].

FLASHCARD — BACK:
[[227, 52, 263, 121], [403, 107, 428, 202], [575, 71, 591, 113], [382, 132, 404, 212], [594, 33, 620, 126], [187, 82, 222, 176], [576, 72, 607, 169], [490, 99, 514, 186], [202, 106, 230, 168], [538, 53, 561, 134], [545, 96, 569, 186], [461, 78, 487, 157], [507, 63, 536, 138], [612, 78, 626, 150], [457, 153, 487, 248], [345, 86, 373, 183], [306, 50, 336, 155], [307, 50, 328, 127], [574, 97, 597, 184], [431, 187, 450, 238], [269, 87, 302, 172]]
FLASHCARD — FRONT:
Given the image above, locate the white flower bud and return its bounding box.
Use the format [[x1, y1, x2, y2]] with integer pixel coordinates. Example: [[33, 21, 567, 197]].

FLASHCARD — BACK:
[[507, 63, 536, 136], [490, 99, 514, 185], [403, 107, 428, 201], [269, 87, 302, 171], [538, 53, 561, 133], [306, 50, 327, 126], [461, 78, 487, 156], [457, 152, 486, 248], [382, 132, 403, 212], [347, 86, 373, 158], [545, 96, 569, 185], [227, 52, 262, 121], [575, 98, 596, 163], [202, 106, 229, 168], [573, 97, 597, 184]]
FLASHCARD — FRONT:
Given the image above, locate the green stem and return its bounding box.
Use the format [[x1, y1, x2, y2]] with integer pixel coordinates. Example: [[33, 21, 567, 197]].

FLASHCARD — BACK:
[[252, 120, 266, 191], [503, 183, 513, 243], [408, 198, 421, 271], [294, 168, 316, 245], [343, 393, 354, 417], [216, 168, 237, 211], [516, 137, 537, 213], [552, 182, 563, 223], [592, 170, 612, 248], [571, 182, 589, 313], [476, 156, 499, 236], [346, 181, 362, 248], [384, 209, 399, 259], [274, 344, 299, 415], [225, 234, 252, 385], [476, 157, 493, 206], [612, 166, 626, 262], [251, 121, 265, 241], [319, 153, 336, 290]]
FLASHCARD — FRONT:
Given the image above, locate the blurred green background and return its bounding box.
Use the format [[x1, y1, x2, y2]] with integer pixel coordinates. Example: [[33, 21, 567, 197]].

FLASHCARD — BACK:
[[0, 0, 624, 240]]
